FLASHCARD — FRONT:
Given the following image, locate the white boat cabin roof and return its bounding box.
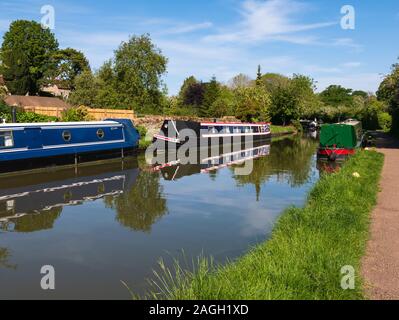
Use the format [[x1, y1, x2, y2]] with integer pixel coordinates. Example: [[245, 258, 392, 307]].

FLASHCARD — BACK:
[[0, 121, 122, 128]]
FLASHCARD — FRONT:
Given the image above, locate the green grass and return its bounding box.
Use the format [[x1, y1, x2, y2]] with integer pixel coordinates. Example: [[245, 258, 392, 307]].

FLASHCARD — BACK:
[[271, 125, 296, 135], [144, 150, 384, 300]]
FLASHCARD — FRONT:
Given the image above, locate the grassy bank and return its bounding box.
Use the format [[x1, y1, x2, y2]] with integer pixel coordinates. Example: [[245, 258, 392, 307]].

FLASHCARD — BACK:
[[147, 150, 384, 300], [271, 125, 296, 136]]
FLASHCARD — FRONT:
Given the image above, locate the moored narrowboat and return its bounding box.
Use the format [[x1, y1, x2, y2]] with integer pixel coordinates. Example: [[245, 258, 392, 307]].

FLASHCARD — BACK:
[[317, 120, 366, 161], [153, 120, 271, 149], [0, 119, 140, 173]]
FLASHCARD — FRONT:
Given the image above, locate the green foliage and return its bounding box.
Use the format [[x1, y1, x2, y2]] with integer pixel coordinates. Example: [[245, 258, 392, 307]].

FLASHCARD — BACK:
[[228, 73, 252, 89], [45, 48, 90, 90], [16, 111, 58, 123], [201, 76, 220, 117], [61, 106, 92, 122], [0, 100, 57, 122], [209, 86, 235, 118], [69, 34, 167, 113], [319, 85, 354, 107], [260, 73, 290, 93], [234, 86, 271, 122], [269, 74, 317, 125], [145, 150, 384, 300], [0, 20, 59, 95], [377, 62, 399, 133], [378, 112, 392, 132]]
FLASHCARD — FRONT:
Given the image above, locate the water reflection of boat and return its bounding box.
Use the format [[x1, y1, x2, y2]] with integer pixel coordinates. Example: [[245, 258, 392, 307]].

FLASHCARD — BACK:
[[152, 142, 271, 181], [0, 159, 139, 232], [316, 160, 343, 174]]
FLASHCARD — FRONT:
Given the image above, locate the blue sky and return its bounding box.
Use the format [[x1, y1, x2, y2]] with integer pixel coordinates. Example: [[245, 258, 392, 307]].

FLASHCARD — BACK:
[[1, 0, 399, 95]]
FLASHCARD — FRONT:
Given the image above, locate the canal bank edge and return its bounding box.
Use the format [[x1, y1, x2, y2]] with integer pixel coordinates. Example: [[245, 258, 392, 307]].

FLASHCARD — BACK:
[[145, 150, 384, 300]]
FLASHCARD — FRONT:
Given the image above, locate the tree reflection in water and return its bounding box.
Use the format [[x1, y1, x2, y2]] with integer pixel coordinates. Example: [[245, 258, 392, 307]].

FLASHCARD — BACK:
[[104, 171, 167, 232], [0, 207, 63, 233], [232, 136, 318, 201], [0, 247, 16, 269]]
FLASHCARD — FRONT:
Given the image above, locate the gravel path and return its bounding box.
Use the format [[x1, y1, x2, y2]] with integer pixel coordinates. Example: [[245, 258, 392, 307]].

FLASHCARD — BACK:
[[362, 132, 399, 299]]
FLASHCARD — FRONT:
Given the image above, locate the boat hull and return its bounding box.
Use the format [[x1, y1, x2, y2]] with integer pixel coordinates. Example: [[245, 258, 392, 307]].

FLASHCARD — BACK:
[[153, 120, 272, 151], [0, 119, 140, 173], [317, 148, 356, 161]]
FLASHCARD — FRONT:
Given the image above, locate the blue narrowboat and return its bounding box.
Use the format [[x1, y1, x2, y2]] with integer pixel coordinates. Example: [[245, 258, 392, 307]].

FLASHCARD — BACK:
[[0, 119, 140, 173]]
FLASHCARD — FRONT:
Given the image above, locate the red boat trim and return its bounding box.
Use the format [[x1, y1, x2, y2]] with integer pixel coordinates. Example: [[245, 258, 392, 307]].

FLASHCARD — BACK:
[[153, 134, 180, 143], [317, 148, 356, 156], [200, 122, 271, 127]]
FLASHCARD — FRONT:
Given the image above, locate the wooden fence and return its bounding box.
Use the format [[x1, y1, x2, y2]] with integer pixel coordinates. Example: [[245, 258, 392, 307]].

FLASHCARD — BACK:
[[22, 106, 136, 121]]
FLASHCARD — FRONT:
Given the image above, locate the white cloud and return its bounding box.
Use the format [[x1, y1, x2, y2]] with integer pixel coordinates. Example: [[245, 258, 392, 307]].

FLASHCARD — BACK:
[[160, 22, 213, 35], [204, 0, 336, 43]]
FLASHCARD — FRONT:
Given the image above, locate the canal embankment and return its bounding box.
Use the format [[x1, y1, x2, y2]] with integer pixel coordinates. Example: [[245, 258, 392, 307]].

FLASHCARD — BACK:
[[362, 132, 399, 299], [147, 150, 384, 300]]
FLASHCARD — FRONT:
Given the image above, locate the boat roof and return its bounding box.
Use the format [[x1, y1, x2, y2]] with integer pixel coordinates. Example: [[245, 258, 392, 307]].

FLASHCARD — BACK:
[[0, 121, 122, 128]]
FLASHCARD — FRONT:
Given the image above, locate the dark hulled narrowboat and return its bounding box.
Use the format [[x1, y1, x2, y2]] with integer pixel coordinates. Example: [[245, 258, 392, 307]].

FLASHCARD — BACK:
[[0, 119, 140, 173], [153, 120, 271, 149], [317, 120, 366, 161]]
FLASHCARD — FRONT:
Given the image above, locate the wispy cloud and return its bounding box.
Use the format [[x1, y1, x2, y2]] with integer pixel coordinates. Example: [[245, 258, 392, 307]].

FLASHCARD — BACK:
[[204, 0, 336, 43], [160, 22, 213, 35]]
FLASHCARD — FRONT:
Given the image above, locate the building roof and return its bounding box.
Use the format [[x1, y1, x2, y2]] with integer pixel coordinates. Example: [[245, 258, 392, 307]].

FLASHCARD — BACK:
[[4, 95, 71, 109]]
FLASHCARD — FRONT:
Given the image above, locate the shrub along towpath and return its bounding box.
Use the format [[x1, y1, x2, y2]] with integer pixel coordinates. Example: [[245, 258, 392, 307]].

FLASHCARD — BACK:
[[362, 132, 399, 299], [148, 150, 384, 300]]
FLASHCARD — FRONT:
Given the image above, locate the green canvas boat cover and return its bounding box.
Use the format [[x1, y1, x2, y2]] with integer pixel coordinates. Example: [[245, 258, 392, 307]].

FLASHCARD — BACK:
[[319, 122, 362, 149]]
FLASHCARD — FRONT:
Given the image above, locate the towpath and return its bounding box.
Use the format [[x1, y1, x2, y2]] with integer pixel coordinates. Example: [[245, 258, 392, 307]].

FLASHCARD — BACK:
[[362, 132, 399, 299]]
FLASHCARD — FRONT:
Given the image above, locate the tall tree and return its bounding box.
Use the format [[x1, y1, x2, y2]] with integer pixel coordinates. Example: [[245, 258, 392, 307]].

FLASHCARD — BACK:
[[256, 65, 262, 86], [46, 48, 90, 89], [178, 76, 204, 107], [201, 76, 220, 117], [113, 34, 168, 113], [319, 85, 354, 107], [234, 86, 271, 122], [0, 20, 59, 95], [228, 73, 252, 89]]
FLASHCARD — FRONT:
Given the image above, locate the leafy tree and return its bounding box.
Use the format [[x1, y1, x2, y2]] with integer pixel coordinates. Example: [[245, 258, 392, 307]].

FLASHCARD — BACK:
[[201, 76, 220, 117], [377, 62, 399, 132], [269, 74, 318, 124], [319, 85, 353, 107], [46, 48, 90, 89], [352, 90, 368, 99], [228, 73, 252, 89], [68, 70, 100, 107], [209, 85, 235, 118], [0, 20, 59, 95], [234, 86, 271, 122], [178, 76, 204, 109], [260, 73, 290, 93], [256, 65, 262, 86], [113, 34, 168, 113]]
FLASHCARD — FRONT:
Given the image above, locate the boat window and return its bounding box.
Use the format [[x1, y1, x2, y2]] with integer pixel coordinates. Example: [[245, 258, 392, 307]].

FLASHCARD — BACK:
[[97, 129, 105, 139], [62, 130, 71, 142], [0, 131, 14, 148]]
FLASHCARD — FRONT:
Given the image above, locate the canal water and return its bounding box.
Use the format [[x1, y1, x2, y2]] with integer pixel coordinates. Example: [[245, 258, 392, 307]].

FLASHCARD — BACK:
[[0, 135, 320, 299]]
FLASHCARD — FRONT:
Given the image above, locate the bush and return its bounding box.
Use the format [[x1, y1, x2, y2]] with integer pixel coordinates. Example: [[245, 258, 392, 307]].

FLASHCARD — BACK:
[[136, 125, 147, 140], [378, 112, 392, 132], [290, 119, 303, 132], [61, 105, 93, 122], [17, 111, 58, 123]]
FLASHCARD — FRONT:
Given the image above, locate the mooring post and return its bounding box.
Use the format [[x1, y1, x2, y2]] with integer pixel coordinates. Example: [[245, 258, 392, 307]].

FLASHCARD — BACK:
[[121, 148, 124, 159], [11, 107, 17, 123]]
